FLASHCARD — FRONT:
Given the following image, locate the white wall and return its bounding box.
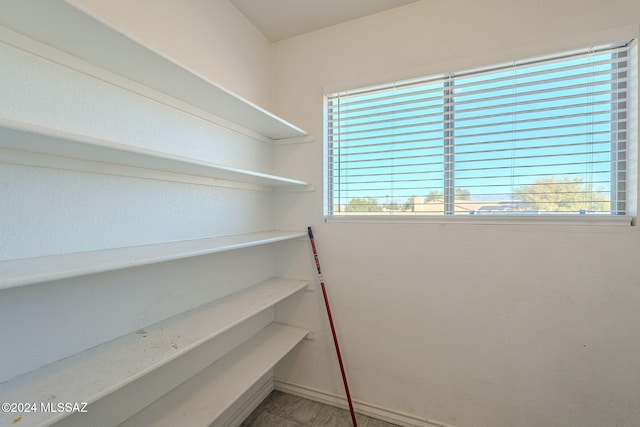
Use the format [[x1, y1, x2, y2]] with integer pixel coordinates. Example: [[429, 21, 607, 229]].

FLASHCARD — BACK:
[[0, 0, 278, 382], [273, 1, 640, 426]]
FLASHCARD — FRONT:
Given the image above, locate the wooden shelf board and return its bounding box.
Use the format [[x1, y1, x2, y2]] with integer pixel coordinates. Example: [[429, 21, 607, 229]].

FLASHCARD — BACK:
[[0, 0, 306, 140], [0, 118, 309, 188], [0, 278, 308, 427], [0, 230, 307, 290], [120, 323, 309, 427]]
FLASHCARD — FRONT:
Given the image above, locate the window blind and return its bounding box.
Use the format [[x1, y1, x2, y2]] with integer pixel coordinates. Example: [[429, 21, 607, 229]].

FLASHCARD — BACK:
[[326, 40, 637, 216]]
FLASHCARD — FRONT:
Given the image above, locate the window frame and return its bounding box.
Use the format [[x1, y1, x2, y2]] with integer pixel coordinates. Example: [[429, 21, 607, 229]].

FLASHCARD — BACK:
[[324, 40, 638, 226]]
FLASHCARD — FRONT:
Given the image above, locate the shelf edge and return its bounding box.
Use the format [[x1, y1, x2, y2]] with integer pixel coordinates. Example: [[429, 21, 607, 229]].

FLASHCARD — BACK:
[[0, 231, 307, 290], [0, 117, 309, 188]]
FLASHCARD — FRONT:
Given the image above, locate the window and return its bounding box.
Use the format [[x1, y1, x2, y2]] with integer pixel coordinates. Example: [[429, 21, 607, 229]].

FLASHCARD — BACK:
[[326, 40, 637, 218]]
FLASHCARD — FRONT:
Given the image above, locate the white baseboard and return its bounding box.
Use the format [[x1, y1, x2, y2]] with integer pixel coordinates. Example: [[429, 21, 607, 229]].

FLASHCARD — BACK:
[[273, 378, 457, 427]]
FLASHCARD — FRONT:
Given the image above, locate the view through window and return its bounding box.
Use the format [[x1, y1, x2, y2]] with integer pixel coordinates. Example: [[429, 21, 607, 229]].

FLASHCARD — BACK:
[[326, 40, 637, 217]]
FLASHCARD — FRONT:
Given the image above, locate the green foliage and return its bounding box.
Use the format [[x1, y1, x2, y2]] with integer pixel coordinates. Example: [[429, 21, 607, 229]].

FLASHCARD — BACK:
[[455, 188, 471, 200], [425, 191, 443, 201], [384, 201, 402, 211], [404, 196, 416, 211], [515, 177, 610, 213], [345, 197, 383, 212]]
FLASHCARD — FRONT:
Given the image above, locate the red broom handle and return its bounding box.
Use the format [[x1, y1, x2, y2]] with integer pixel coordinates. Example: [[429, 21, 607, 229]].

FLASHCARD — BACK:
[[307, 227, 357, 427]]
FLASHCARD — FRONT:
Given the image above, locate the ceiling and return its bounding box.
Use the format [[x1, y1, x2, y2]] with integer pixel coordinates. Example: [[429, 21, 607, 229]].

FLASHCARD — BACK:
[[229, 0, 420, 42]]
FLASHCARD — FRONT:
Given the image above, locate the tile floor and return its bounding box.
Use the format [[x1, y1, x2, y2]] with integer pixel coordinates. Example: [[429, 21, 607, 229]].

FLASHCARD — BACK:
[[240, 390, 400, 427]]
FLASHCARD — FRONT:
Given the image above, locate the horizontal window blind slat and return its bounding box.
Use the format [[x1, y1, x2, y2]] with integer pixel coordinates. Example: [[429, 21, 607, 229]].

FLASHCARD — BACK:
[[454, 69, 629, 102], [333, 125, 628, 148], [332, 130, 444, 145], [455, 142, 626, 158], [449, 87, 628, 117], [452, 158, 624, 173], [327, 82, 444, 103], [456, 179, 624, 189], [454, 103, 629, 124], [453, 81, 628, 110], [327, 111, 440, 129], [329, 136, 444, 151], [331, 148, 442, 160], [328, 80, 445, 106], [328, 99, 444, 120], [329, 159, 444, 170], [330, 105, 627, 140], [452, 118, 627, 142], [453, 60, 629, 92], [454, 113, 627, 134], [452, 129, 623, 148]]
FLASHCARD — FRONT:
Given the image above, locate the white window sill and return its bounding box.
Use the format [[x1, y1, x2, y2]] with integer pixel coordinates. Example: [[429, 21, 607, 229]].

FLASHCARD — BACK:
[[325, 214, 634, 227]]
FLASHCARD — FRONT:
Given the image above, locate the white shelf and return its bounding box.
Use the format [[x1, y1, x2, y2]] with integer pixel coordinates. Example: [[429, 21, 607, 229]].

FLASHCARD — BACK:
[[0, 278, 308, 427], [120, 323, 309, 427], [0, 118, 309, 188], [0, 0, 307, 141], [0, 230, 307, 290]]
